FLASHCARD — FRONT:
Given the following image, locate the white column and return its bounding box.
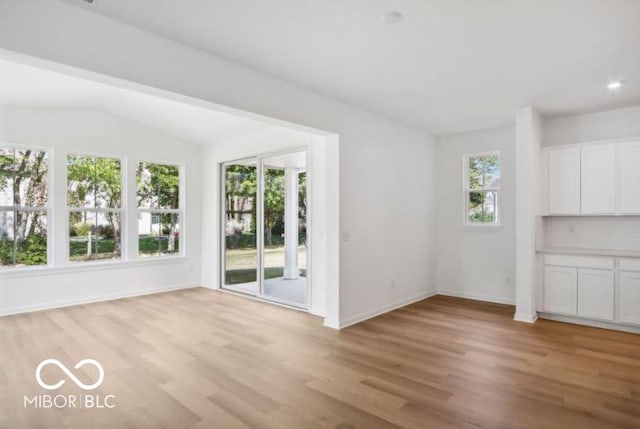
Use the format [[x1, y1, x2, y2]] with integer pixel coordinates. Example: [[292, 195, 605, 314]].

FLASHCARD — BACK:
[[514, 106, 542, 323], [284, 168, 299, 279]]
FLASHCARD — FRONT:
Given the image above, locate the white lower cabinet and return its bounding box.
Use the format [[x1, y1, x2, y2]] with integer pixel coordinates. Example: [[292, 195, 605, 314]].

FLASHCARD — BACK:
[[544, 266, 577, 315], [543, 255, 640, 328], [577, 268, 614, 321], [619, 271, 640, 325]]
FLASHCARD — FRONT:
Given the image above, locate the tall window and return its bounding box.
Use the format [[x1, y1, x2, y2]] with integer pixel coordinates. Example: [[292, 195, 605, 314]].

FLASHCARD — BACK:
[[464, 152, 500, 225], [67, 155, 122, 262], [0, 147, 49, 268], [136, 162, 181, 257]]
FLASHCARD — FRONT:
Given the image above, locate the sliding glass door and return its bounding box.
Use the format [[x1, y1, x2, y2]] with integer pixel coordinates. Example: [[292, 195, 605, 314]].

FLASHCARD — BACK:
[[221, 150, 308, 308]]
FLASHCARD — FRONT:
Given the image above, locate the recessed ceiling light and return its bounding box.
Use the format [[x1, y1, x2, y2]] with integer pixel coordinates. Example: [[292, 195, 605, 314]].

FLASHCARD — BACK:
[[607, 80, 623, 91], [381, 11, 404, 24]]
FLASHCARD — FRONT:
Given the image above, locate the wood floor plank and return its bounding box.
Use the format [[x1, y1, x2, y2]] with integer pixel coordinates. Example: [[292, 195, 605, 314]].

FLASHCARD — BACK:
[[1, 289, 639, 428]]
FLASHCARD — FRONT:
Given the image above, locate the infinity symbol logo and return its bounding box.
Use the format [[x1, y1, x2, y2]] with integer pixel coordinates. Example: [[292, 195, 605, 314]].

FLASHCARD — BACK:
[[35, 359, 105, 391]]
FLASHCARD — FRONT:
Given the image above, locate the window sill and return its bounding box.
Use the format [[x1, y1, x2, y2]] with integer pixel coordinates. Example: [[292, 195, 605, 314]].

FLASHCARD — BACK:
[[0, 256, 188, 279], [462, 223, 502, 232]]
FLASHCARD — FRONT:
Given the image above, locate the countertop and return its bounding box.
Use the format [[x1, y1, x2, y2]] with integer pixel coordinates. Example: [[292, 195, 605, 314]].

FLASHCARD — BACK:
[[537, 247, 640, 258]]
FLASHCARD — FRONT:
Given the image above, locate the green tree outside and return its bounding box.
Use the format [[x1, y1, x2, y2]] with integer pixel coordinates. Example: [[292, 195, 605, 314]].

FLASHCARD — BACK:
[[0, 148, 48, 267], [467, 154, 499, 223]]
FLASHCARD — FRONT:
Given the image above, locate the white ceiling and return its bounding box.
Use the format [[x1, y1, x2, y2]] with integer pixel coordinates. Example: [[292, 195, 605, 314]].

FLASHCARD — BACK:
[[0, 59, 272, 145], [61, 0, 640, 135]]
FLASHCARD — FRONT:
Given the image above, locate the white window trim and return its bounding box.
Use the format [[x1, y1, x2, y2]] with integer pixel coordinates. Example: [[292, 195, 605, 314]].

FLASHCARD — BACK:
[[0, 255, 188, 279], [462, 150, 501, 229], [0, 142, 53, 269], [134, 160, 185, 259]]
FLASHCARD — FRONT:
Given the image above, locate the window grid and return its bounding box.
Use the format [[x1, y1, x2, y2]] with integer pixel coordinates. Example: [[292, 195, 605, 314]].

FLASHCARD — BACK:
[[2, 147, 186, 271], [464, 151, 501, 225], [136, 162, 182, 258], [66, 154, 124, 263]]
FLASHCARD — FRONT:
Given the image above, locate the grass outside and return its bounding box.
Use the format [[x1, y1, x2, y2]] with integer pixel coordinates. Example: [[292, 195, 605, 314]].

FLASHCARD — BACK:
[[68, 235, 180, 261], [225, 245, 307, 285]]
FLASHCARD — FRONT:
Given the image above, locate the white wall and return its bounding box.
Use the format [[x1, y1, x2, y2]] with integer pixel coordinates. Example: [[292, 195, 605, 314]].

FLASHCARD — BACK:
[[436, 125, 516, 304], [0, 108, 202, 315], [543, 217, 640, 252], [543, 105, 640, 147], [0, 0, 438, 328], [339, 121, 437, 326], [514, 107, 542, 323]]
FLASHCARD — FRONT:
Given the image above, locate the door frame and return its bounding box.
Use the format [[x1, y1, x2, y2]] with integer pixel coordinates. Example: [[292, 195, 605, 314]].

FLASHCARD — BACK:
[[219, 147, 311, 310]]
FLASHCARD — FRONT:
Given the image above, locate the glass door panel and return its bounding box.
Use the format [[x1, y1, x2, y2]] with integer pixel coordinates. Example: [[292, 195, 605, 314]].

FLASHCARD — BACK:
[[260, 151, 307, 306], [298, 171, 307, 279], [222, 159, 258, 295]]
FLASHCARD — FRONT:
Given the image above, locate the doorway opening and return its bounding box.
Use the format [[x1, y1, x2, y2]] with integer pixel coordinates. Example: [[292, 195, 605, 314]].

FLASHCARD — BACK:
[[221, 149, 308, 308]]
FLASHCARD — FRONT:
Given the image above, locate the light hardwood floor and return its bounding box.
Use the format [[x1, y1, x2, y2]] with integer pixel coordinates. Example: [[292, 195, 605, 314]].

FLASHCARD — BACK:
[[1, 289, 639, 428]]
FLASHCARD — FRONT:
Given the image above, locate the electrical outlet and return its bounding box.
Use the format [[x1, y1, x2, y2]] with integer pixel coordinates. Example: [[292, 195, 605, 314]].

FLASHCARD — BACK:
[[568, 225, 576, 233]]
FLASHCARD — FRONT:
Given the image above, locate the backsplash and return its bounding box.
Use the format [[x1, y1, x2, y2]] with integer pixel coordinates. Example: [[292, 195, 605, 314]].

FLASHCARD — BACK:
[[543, 216, 640, 251]]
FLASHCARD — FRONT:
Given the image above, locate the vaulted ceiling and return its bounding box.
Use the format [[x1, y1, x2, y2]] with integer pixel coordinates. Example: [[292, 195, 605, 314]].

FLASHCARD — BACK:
[[0, 60, 273, 145]]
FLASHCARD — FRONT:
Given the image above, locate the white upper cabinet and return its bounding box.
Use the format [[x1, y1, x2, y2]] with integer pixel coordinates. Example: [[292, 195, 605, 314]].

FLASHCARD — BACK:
[[581, 144, 615, 214], [543, 139, 640, 216], [619, 141, 640, 214], [548, 147, 580, 215]]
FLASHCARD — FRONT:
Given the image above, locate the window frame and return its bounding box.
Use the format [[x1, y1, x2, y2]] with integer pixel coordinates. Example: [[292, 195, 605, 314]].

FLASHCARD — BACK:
[[65, 151, 127, 264], [0, 142, 53, 269], [462, 150, 501, 228], [135, 160, 185, 259], [0, 148, 188, 279]]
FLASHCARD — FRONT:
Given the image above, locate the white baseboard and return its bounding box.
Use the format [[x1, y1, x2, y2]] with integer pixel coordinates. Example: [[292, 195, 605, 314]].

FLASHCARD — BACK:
[[514, 312, 538, 323], [437, 289, 515, 306], [539, 312, 640, 334], [0, 283, 200, 317], [339, 289, 438, 329]]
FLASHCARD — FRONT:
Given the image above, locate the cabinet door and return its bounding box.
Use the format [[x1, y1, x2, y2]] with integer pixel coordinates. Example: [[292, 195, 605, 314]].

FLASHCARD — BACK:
[[577, 268, 614, 321], [619, 271, 640, 325], [548, 148, 580, 214], [544, 266, 577, 315], [619, 141, 640, 214], [581, 144, 615, 214]]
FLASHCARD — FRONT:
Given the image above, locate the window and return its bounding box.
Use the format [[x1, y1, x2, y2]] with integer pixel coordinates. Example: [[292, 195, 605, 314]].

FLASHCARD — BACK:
[[67, 154, 122, 262], [136, 162, 181, 257], [464, 152, 500, 225], [0, 147, 49, 268]]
